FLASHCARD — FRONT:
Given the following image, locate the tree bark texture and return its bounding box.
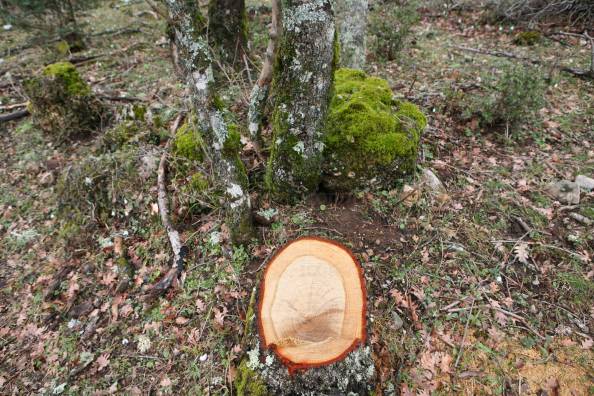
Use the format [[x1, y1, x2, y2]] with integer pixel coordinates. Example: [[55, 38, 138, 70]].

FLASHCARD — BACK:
[[265, 0, 337, 200], [208, 0, 248, 62], [335, 0, 367, 69], [247, 0, 279, 141], [246, 341, 375, 395], [165, 0, 252, 240]]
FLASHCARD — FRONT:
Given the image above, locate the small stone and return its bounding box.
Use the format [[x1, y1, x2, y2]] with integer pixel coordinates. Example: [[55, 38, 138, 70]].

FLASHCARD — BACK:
[[575, 175, 594, 191], [421, 168, 445, 194], [38, 171, 55, 186], [546, 180, 580, 204], [392, 312, 404, 330]]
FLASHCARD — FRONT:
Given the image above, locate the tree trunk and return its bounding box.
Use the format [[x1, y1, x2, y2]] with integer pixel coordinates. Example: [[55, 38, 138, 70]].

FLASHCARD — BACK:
[[247, 0, 279, 142], [265, 0, 337, 200], [335, 0, 367, 69], [165, 0, 252, 241], [208, 0, 248, 63]]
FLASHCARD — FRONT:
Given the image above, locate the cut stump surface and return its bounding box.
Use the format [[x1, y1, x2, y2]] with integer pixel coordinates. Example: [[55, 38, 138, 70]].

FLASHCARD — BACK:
[[258, 236, 367, 373]]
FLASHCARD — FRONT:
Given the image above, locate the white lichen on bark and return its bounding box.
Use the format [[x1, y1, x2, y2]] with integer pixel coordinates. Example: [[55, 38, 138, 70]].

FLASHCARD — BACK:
[[335, 0, 367, 69], [246, 341, 375, 395]]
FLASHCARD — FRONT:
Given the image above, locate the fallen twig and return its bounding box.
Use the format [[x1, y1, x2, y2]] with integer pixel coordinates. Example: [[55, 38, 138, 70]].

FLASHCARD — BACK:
[[89, 26, 141, 38], [454, 297, 475, 368], [0, 109, 30, 123], [144, 113, 187, 301], [44, 265, 74, 301], [453, 45, 593, 80], [406, 293, 423, 331], [98, 94, 147, 103], [512, 216, 532, 234], [569, 212, 593, 225], [0, 102, 27, 111]]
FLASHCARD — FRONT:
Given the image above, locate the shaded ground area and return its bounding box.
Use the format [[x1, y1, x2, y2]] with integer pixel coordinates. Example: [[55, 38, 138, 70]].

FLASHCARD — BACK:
[[1, 1, 593, 394]]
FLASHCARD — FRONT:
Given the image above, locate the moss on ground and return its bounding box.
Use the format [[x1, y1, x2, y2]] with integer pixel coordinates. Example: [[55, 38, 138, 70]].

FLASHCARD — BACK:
[[513, 31, 541, 46], [322, 68, 426, 191]]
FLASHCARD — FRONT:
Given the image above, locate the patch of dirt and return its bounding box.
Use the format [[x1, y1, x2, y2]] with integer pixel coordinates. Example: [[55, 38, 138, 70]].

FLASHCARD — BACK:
[[308, 195, 404, 252]]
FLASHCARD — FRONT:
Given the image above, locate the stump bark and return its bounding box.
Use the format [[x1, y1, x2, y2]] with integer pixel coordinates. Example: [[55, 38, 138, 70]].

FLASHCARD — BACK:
[[251, 237, 375, 395]]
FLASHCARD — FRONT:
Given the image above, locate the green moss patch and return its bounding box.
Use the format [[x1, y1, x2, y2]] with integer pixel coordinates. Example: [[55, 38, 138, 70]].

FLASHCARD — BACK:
[[322, 68, 426, 191], [513, 31, 541, 46], [173, 120, 204, 162], [235, 360, 267, 396], [42, 62, 91, 96]]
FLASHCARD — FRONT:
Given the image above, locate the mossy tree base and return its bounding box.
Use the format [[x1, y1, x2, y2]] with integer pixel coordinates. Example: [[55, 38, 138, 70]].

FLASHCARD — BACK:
[[24, 62, 105, 141], [322, 68, 427, 191]]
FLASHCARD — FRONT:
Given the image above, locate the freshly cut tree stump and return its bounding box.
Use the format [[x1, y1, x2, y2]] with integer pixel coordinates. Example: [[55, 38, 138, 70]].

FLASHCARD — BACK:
[[250, 236, 374, 395]]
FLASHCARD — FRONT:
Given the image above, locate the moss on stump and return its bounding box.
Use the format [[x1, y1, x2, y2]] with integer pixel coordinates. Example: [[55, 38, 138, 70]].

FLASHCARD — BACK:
[[322, 68, 427, 191], [24, 62, 105, 141]]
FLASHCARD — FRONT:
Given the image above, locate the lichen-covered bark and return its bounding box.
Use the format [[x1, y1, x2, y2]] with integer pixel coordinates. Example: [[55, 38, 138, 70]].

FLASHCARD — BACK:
[[208, 0, 248, 62], [266, 0, 337, 200], [245, 341, 375, 395], [335, 0, 367, 69], [247, 0, 279, 141], [165, 0, 252, 241]]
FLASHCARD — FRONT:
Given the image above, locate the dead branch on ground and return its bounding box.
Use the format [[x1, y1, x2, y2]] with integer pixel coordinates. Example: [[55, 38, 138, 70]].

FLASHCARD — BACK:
[[0, 109, 30, 123], [143, 113, 188, 301], [453, 45, 593, 80]]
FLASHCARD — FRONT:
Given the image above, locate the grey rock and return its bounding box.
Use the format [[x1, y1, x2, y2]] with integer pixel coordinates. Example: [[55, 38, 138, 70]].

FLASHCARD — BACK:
[[422, 168, 445, 194], [546, 180, 580, 204], [575, 175, 594, 191], [392, 312, 404, 330]]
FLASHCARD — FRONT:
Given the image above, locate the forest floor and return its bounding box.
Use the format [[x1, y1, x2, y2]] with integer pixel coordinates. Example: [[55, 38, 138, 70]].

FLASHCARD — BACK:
[[1, 1, 593, 395]]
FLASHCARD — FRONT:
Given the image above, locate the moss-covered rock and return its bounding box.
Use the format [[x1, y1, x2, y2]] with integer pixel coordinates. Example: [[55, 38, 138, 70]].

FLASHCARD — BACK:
[[322, 68, 426, 191], [24, 62, 105, 141], [513, 31, 541, 46], [235, 359, 268, 396]]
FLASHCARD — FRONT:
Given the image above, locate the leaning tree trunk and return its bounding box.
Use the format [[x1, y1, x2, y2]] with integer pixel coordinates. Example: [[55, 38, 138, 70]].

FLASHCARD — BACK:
[[165, 0, 252, 241], [335, 0, 367, 69], [265, 0, 337, 200], [208, 0, 248, 63]]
